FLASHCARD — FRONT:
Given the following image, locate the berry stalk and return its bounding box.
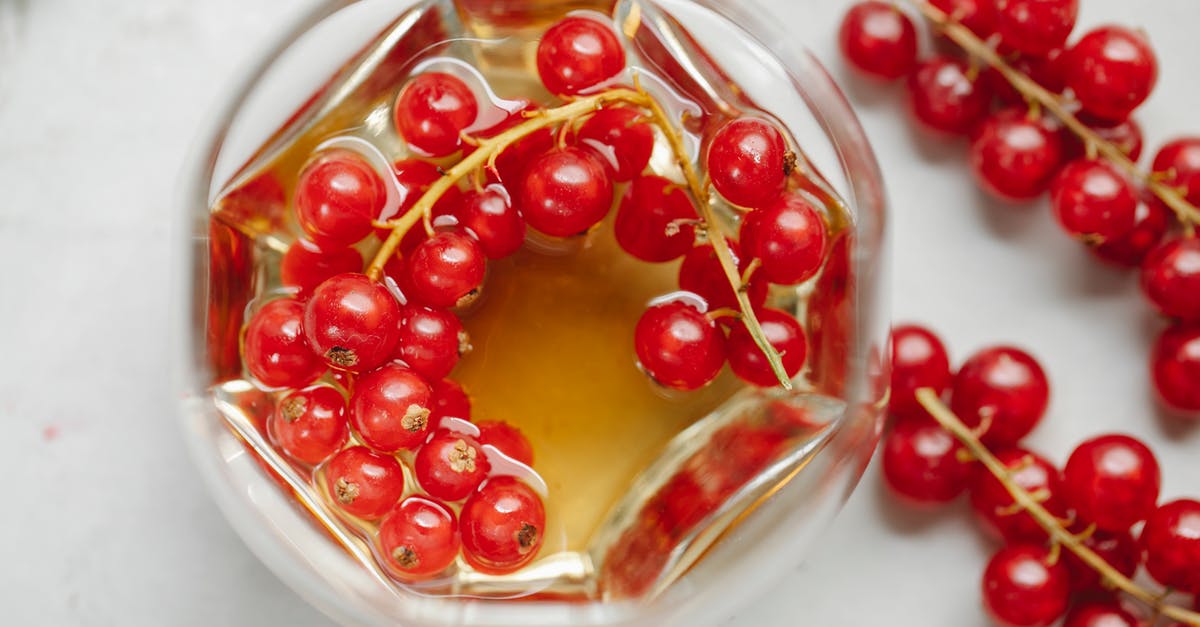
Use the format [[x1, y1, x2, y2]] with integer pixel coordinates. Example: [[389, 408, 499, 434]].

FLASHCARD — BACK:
[[910, 0, 1200, 235], [915, 387, 1200, 627]]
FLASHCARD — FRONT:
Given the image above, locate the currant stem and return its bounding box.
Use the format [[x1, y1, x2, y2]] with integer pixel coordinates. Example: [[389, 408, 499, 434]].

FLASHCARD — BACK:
[[914, 388, 1200, 627], [910, 0, 1200, 233]]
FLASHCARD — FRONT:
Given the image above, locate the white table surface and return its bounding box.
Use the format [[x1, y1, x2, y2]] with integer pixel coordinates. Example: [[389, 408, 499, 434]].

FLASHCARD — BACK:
[[1, 0, 1197, 625]]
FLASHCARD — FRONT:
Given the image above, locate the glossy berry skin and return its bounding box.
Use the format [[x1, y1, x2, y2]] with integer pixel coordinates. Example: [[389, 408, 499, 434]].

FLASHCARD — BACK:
[[268, 385, 349, 465], [377, 159, 465, 238], [988, 49, 1067, 105], [882, 416, 970, 504], [1063, 434, 1161, 532], [378, 496, 460, 579], [323, 446, 406, 520], [476, 420, 534, 466], [993, 0, 1078, 57], [907, 56, 990, 135], [1152, 137, 1200, 204], [393, 306, 467, 380], [1140, 238, 1200, 321], [634, 301, 727, 391], [536, 16, 624, 96], [969, 448, 1066, 543], [1091, 195, 1170, 267], [576, 107, 654, 182], [889, 324, 953, 422], [726, 308, 807, 387], [929, 0, 995, 36], [404, 231, 486, 309], [1063, 529, 1139, 593], [614, 175, 698, 263], [1061, 601, 1140, 627], [453, 185, 525, 259], [838, 1, 918, 80], [1141, 499, 1200, 593], [969, 109, 1065, 201], [1049, 159, 1137, 242], [518, 147, 613, 237], [280, 239, 363, 296], [295, 150, 386, 247], [706, 118, 788, 209], [1065, 26, 1158, 122], [950, 346, 1050, 447], [394, 72, 478, 157], [487, 109, 556, 187], [244, 299, 324, 389], [349, 363, 433, 453], [1151, 323, 1200, 413], [414, 433, 490, 501], [740, 193, 828, 285], [429, 378, 471, 428], [677, 242, 768, 312], [460, 477, 546, 574], [981, 544, 1071, 627], [304, 273, 402, 372]]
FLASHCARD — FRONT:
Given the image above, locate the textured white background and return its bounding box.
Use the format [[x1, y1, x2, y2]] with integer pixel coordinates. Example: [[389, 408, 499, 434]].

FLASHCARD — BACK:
[[0, 0, 1198, 625]]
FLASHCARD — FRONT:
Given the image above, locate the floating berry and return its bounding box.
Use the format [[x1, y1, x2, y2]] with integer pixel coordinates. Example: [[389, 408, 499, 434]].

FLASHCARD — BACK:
[[1151, 137, 1200, 204], [969, 448, 1066, 543], [906, 56, 990, 135], [739, 192, 828, 285], [295, 150, 386, 247], [268, 385, 349, 465], [1065, 26, 1158, 122], [460, 476, 546, 574], [1061, 600, 1140, 627], [993, 0, 1078, 57], [429, 378, 472, 428], [838, 1, 919, 80], [1049, 159, 1138, 242], [280, 239, 363, 296], [378, 496, 460, 579], [634, 301, 727, 391], [414, 433, 490, 501], [882, 416, 970, 504], [1090, 195, 1170, 267], [393, 305, 468, 380], [1063, 528, 1139, 593], [969, 109, 1065, 201], [485, 107, 556, 186], [518, 147, 613, 237], [394, 72, 478, 157], [1140, 237, 1200, 321], [323, 446, 406, 520], [614, 175, 698, 263], [706, 117, 789, 209], [476, 420, 534, 466], [950, 346, 1050, 447], [350, 363, 433, 453], [536, 16, 624, 96], [1141, 499, 1200, 594], [1062, 433, 1160, 532], [677, 241, 769, 312], [404, 231, 487, 309], [304, 273, 402, 372], [929, 0, 995, 36], [725, 308, 807, 387], [1150, 323, 1200, 413], [981, 544, 1071, 627], [576, 106, 654, 182], [376, 159, 465, 239], [889, 324, 953, 422], [453, 185, 526, 259], [244, 299, 324, 389]]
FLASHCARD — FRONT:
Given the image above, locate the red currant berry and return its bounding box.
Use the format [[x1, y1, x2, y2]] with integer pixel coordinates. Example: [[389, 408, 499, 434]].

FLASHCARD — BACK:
[[393, 305, 468, 380], [634, 301, 727, 391], [740, 193, 828, 285], [295, 150, 385, 247], [414, 433, 490, 501], [882, 416, 971, 504], [993, 0, 1078, 57], [429, 378, 471, 428], [244, 299, 324, 388], [706, 117, 788, 209], [1152, 136, 1200, 204], [837, 1, 919, 80], [969, 448, 1066, 543], [950, 346, 1050, 447], [1062, 600, 1140, 627], [405, 231, 487, 309], [280, 239, 363, 296], [1063, 434, 1161, 532], [906, 56, 990, 135], [1069, 114, 1144, 161], [987, 49, 1068, 105], [969, 109, 1065, 201], [484, 107, 556, 186], [1091, 195, 1170, 267], [726, 308, 807, 387], [453, 185, 525, 259], [376, 159, 465, 239], [981, 544, 1071, 627], [1063, 528, 1139, 593], [304, 273, 402, 372], [677, 241, 768, 312], [536, 16, 624, 96], [614, 175, 698, 263], [475, 420, 534, 466], [350, 363, 433, 452], [518, 147, 613, 237], [1049, 159, 1137, 242], [268, 385, 349, 465], [889, 324, 952, 422], [929, 0, 995, 36], [460, 476, 546, 574], [1141, 499, 1200, 594], [394, 73, 478, 157], [378, 496, 460, 579], [1150, 323, 1200, 413], [1065, 26, 1158, 122], [576, 106, 653, 182], [323, 446, 405, 520], [1140, 237, 1200, 321]]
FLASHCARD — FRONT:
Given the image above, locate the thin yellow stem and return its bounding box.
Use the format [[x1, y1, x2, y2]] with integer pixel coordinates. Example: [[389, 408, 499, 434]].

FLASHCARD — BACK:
[[915, 388, 1200, 627]]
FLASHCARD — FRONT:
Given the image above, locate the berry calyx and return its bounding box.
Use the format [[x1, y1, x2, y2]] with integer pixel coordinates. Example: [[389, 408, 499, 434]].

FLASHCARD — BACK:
[[576, 106, 654, 182], [518, 147, 614, 237], [969, 109, 1065, 201], [393, 305, 468, 380], [1150, 323, 1200, 413], [475, 420, 534, 466], [889, 324, 953, 422], [394, 72, 478, 157], [453, 185, 526, 259], [349, 363, 433, 453], [1062, 433, 1161, 532], [243, 298, 324, 389], [1141, 499, 1200, 594], [706, 117, 789, 209], [634, 301, 727, 391], [378, 496, 460, 579], [1140, 237, 1200, 321], [536, 16, 625, 96], [323, 446, 406, 520], [268, 385, 349, 465], [739, 192, 828, 285], [1049, 159, 1138, 242], [677, 241, 768, 312], [280, 239, 364, 296], [882, 416, 971, 504], [304, 273, 402, 372], [838, 1, 919, 80], [726, 308, 807, 387], [993, 0, 1078, 57], [907, 56, 990, 135], [404, 231, 487, 309], [295, 150, 386, 247], [460, 476, 546, 574], [969, 448, 1066, 543], [1065, 26, 1158, 122], [981, 544, 1071, 627], [614, 175, 698, 263], [414, 433, 490, 501], [950, 346, 1050, 447]]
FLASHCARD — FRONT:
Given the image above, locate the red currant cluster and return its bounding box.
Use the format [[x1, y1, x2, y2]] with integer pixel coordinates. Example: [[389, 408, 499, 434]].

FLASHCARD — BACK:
[[885, 323, 1200, 627], [839, 0, 1200, 417]]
